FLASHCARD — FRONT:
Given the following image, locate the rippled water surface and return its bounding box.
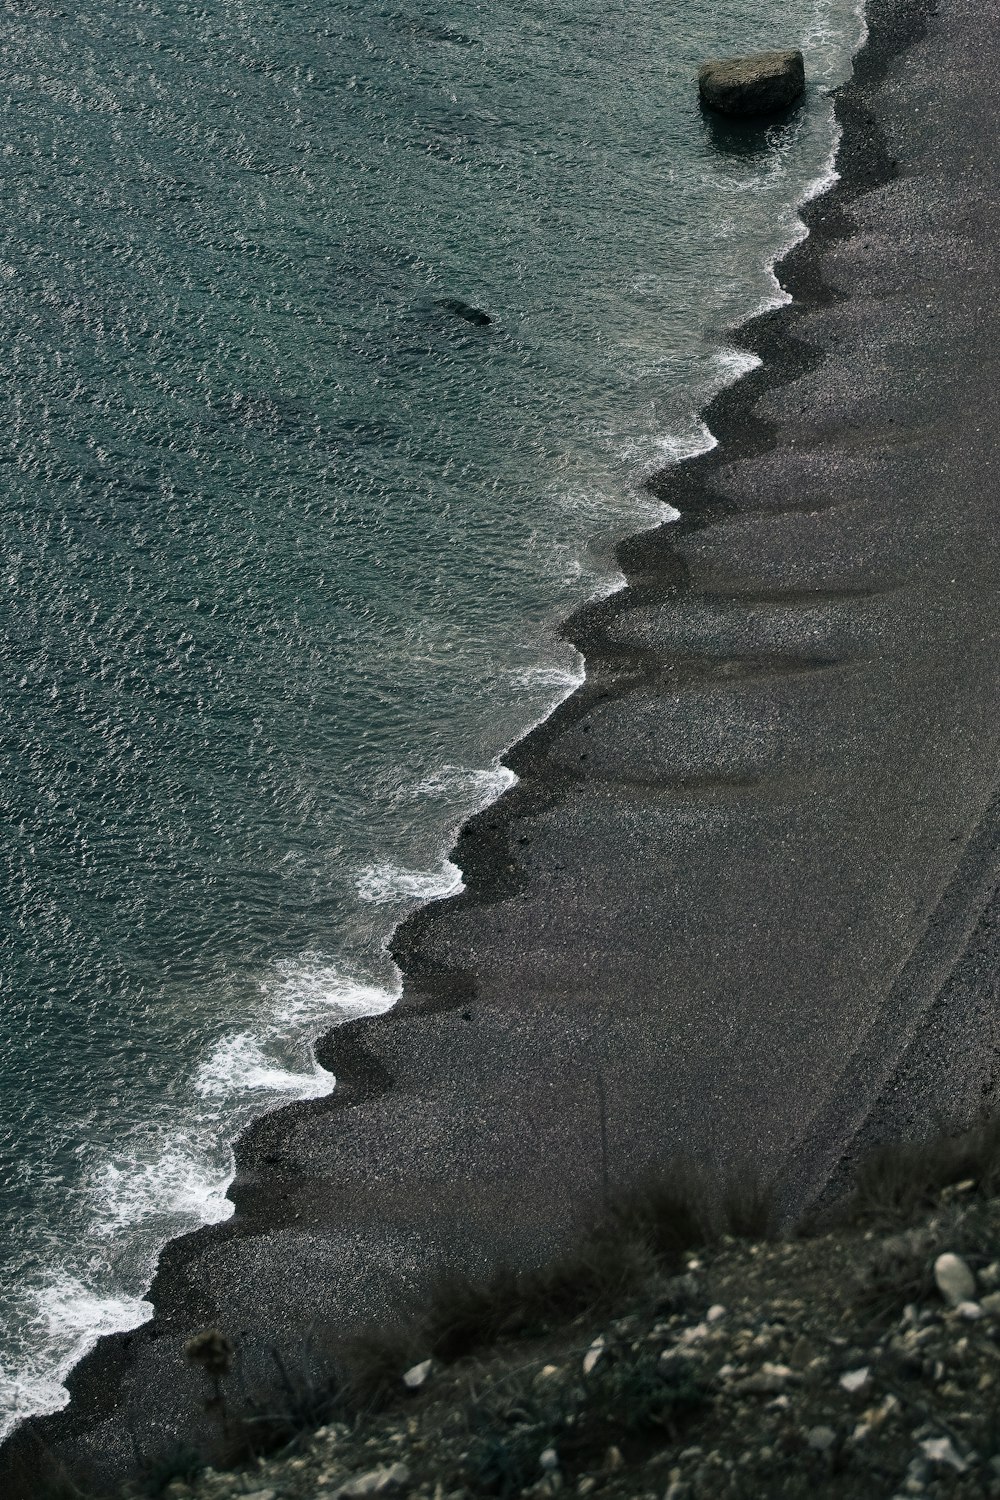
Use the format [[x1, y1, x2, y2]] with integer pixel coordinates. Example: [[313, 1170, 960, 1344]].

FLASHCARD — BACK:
[[0, 0, 863, 1433]]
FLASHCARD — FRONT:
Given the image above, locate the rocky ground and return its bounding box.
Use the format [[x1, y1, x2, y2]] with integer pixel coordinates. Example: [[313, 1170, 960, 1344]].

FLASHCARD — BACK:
[[112, 1139, 1000, 1500]]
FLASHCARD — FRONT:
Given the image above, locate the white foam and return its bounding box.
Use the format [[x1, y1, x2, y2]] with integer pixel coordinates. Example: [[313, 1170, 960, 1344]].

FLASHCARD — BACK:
[[266, 958, 399, 1028], [411, 763, 517, 806], [617, 421, 716, 486], [195, 1032, 333, 1099], [89, 1142, 234, 1237], [356, 858, 464, 904], [513, 662, 585, 692], [0, 955, 402, 1442], [0, 1277, 151, 1440], [716, 347, 763, 382]]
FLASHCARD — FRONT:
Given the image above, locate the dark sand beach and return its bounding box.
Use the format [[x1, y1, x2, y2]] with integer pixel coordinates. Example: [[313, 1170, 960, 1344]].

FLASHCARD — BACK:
[[7, 0, 1000, 1486]]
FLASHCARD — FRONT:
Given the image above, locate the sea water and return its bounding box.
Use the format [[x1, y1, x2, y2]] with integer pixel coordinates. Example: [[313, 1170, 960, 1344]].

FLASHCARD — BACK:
[[0, 0, 864, 1436]]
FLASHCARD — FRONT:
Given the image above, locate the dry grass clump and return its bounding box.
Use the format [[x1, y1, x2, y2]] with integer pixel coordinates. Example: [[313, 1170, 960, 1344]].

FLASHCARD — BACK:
[[343, 1164, 773, 1410], [837, 1116, 1000, 1229]]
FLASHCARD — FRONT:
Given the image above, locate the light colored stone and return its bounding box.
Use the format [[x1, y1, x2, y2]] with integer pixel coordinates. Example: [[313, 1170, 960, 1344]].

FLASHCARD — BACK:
[[333, 1464, 411, 1498], [934, 1252, 976, 1307], [707, 1304, 726, 1322], [806, 1426, 837, 1452], [540, 1449, 559, 1472], [839, 1367, 870, 1394], [981, 1291, 1000, 1317], [582, 1336, 606, 1375], [920, 1436, 968, 1474], [738, 1361, 795, 1394], [403, 1358, 433, 1389], [956, 1300, 983, 1320]]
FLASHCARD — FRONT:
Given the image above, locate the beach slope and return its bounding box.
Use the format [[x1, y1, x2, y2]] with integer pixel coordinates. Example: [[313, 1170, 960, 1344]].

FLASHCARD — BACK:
[[6, 0, 1000, 1487]]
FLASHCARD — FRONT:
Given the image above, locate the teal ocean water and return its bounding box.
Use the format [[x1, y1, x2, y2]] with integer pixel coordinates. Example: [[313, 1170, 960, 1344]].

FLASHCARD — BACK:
[[0, 0, 863, 1436]]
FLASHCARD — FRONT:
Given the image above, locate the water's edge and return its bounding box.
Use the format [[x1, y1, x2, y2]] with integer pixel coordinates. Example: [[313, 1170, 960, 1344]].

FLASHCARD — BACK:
[[4, 0, 942, 1478]]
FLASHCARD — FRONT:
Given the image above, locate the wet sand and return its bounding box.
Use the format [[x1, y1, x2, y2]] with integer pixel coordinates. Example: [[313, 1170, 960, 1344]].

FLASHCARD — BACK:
[[6, 0, 1000, 1487]]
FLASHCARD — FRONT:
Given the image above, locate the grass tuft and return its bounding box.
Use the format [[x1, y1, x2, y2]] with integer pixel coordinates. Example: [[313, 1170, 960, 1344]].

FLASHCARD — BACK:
[[225, 1341, 345, 1463], [340, 1164, 763, 1409], [720, 1171, 776, 1240], [340, 1320, 426, 1414], [608, 1173, 708, 1268], [838, 1117, 1000, 1228]]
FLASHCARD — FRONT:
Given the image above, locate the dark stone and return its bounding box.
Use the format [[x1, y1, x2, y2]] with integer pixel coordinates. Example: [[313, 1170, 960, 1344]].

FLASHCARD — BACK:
[[698, 49, 805, 117], [435, 297, 493, 327]]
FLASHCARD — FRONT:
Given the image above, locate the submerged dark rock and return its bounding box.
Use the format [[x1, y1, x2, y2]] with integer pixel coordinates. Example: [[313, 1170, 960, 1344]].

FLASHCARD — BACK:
[[435, 297, 493, 327], [698, 49, 805, 117]]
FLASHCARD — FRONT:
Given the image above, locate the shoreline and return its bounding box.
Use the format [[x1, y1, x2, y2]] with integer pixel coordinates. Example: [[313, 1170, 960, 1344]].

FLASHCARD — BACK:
[[10, 0, 1000, 1487], [0, 31, 846, 1460], [0, 77, 842, 1454]]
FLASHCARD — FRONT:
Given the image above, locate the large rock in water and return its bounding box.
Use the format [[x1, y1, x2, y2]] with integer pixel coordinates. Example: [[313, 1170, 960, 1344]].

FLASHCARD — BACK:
[[698, 49, 805, 117]]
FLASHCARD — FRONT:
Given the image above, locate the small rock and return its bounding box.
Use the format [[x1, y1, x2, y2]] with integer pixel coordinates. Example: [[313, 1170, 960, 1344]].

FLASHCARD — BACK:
[[605, 1445, 624, 1471], [707, 1304, 726, 1322], [435, 297, 492, 327], [956, 1300, 983, 1320], [582, 1336, 606, 1376], [403, 1358, 433, 1389], [576, 1480, 597, 1496], [540, 1449, 559, 1473], [698, 49, 805, 116], [839, 1367, 870, 1394], [536, 1363, 561, 1381], [739, 1361, 796, 1394], [920, 1436, 968, 1474], [806, 1426, 837, 1452], [981, 1291, 1000, 1317], [933, 1252, 976, 1307], [334, 1464, 411, 1498]]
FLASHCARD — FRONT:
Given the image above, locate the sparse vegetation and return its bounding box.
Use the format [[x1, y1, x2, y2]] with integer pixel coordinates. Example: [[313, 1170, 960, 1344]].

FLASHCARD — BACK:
[[15, 1120, 1000, 1500], [837, 1117, 1000, 1229]]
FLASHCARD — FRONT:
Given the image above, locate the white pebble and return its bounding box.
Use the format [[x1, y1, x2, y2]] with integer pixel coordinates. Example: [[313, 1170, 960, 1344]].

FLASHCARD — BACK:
[[806, 1425, 837, 1452], [582, 1336, 606, 1375], [934, 1252, 976, 1307], [402, 1358, 432, 1389], [920, 1436, 968, 1474]]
